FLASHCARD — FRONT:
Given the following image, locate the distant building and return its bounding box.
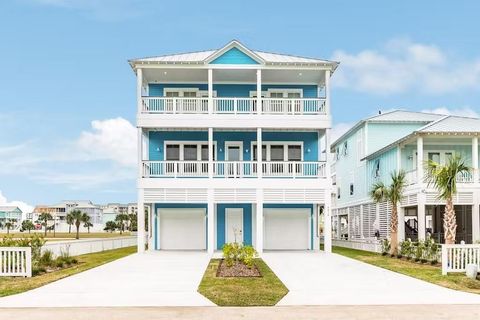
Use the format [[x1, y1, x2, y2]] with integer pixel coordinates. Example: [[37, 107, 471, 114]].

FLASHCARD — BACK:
[[0, 206, 22, 228], [47, 200, 103, 224]]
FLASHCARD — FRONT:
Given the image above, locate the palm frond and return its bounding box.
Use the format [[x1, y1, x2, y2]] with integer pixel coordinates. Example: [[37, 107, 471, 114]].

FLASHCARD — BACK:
[[369, 181, 387, 203], [424, 155, 471, 200]]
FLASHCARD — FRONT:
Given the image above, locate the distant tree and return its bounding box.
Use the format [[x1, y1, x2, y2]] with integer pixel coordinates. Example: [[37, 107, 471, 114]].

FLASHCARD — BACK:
[[38, 212, 53, 237], [104, 221, 117, 233], [66, 213, 75, 233], [83, 215, 93, 233], [21, 220, 35, 233], [115, 214, 129, 234], [4, 219, 16, 234], [70, 210, 89, 239]]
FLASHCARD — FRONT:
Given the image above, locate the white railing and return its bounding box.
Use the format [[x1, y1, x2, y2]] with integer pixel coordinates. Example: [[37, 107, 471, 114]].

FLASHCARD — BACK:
[[405, 169, 417, 185], [142, 97, 209, 114], [143, 161, 209, 178], [143, 161, 326, 178], [0, 247, 32, 277], [441, 244, 480, 275], [141, 97, 327, 115], [456, 171, 474, 183]]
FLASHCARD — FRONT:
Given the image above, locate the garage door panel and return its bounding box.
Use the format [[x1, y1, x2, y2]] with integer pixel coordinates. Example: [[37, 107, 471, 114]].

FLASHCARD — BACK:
[[159, 209, 206, 250], [264, 209, 310, 250]]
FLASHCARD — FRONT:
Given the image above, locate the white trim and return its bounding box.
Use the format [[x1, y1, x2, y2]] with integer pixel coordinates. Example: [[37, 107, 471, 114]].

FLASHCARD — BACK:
[[163, 141, 217, 161], [204, 40, 266, 65], [425, 149, 455, 165], [251, 141, 304, 161], [225, 141, 244, 161], [163, 87, 217, 97]]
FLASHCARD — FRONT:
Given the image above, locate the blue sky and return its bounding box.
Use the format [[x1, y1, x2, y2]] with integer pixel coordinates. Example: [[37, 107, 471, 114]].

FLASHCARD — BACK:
[[1, 0, 480, 211]]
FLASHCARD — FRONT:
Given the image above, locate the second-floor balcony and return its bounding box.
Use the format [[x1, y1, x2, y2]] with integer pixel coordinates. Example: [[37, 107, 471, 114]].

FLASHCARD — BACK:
[[141, 97, 326, 115], [142, 161, 326, 179], [405, 169, 476, 185]]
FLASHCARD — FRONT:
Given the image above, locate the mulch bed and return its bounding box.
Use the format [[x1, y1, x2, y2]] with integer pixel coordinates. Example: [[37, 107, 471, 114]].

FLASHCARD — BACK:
[[216, 259, 262, 277]]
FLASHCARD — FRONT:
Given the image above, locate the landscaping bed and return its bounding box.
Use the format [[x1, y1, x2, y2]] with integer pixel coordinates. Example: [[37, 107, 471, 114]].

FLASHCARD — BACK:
[[216, 259, 261, 277]]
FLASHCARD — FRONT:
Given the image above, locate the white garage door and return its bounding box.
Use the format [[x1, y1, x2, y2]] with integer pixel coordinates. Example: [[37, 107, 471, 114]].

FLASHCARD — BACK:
[[264, 208, 310, 250], [159, 208, 206, 250]]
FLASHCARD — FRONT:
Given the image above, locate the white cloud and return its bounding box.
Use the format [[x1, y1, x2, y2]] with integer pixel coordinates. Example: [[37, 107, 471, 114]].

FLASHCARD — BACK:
[[0, 191, 34, 214], [331, 122, 354, 143], [420, 107, 479, 118], [77, 117, 137, 167], [332, 38, 480, 95]]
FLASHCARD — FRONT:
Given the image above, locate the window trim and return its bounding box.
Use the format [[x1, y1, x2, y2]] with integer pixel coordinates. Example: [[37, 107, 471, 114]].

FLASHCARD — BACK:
[[251, 141, 304, 161], [163, 141, 217, 161], [163, 88, 217, 97], [266, 88, 303, 98]]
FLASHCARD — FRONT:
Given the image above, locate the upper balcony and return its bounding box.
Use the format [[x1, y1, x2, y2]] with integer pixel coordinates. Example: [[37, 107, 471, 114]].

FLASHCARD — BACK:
[[132, 40, 336, 130]]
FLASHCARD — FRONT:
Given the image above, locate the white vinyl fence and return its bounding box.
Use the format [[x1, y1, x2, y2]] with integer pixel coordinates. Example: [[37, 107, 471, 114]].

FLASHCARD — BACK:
[[332, 239, 382, 253], [0, 247, 32, 277], [442, 244, 480, 275], [42, 236, 137, 257]]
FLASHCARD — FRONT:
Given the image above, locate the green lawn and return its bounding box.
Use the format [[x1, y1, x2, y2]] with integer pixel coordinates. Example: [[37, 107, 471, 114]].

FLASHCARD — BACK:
[[198, 259, 288, 306], [0, 246, 136, 297], [333, 246, 480, 295], [1, 232, 132, 240]]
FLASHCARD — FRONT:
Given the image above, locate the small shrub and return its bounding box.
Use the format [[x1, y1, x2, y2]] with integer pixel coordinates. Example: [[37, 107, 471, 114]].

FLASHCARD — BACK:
[[39, 250, 54, 267], [55, 260, 64, 268], [381, 239, 391, 256], [414, 240, 425, 262], [240, 245, 258, 268], [222, 242, 258, 268], [400, 239, 413, 260]]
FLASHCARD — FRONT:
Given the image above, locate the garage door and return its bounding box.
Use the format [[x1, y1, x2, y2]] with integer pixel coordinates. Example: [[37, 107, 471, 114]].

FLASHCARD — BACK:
[[264, 208, 310, 250], [159, 208, 206, 250]]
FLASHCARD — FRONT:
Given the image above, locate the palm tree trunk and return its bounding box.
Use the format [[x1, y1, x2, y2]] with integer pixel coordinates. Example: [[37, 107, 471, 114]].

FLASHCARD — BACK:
[[44, 222, 47, 237], [69, 225, 71, 233], [390, 205, 398, 255], [76, 224, 80, 240], [444, 197, 457, 244]]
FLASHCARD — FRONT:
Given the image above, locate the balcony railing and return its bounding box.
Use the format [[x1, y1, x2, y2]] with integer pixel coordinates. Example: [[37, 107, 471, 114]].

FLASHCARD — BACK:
[[142, 161, 326, 178], [141, 97, 326, 115], [403, 169, 475, 185]]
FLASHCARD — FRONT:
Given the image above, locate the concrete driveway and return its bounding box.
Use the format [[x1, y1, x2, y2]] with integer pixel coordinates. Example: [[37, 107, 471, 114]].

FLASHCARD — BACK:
[[0, 252, 214, 307], [262, 251, 480, 305]]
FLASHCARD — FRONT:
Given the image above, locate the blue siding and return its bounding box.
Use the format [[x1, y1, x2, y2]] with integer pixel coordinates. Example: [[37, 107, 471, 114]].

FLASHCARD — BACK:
[[210, 47, 259, 65], [149, 131, 319, 161], [148, 84, 318, 98], [216, 204, 253, 249]]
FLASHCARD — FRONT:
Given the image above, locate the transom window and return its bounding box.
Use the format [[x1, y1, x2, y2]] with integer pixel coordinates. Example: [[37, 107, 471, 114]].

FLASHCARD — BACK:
[[252, 143, 303, 161], [165, 143, 215, 161]]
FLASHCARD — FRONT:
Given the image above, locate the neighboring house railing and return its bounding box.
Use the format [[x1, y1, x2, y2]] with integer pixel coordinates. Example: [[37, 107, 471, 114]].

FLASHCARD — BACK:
[[403, 169, 474, 185], [441, 244, 480, 275], [0, 247, 32, 277], [143, 161, 326, 178], [141, 97, 326, 115]]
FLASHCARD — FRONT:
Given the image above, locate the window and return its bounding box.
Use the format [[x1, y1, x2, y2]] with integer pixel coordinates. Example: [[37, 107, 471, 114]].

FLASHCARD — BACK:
[[343, 141, 348, 156], [287, 92, 301, 98], [252, 145, 267, 161], [335, 147, 340, 160], [183, 91, 197, 98], [374, 159, 380, 178], [165, 91, 180, 97], [270, 145, 285, 161], [428, 152, 440, 163], [337, 187, 341, 199], [288, 145, 302, 161], [269, 92, 284, 98], [350, 183, 354, 196], [183, 145, 197, 161], [427, 151, 454, 165], [166, 144, 180, 160]]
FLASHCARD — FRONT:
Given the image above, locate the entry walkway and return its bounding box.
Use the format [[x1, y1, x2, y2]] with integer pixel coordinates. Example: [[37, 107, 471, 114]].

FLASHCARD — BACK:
[[262, 251, 480, 305]]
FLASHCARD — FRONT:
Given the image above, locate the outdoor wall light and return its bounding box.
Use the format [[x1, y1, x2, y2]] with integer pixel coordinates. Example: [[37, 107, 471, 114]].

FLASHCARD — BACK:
[[246, 149, 249, 153], [307, 148, 311, 153], [219, 148, 223, 152], [156, 147, 161, 152]]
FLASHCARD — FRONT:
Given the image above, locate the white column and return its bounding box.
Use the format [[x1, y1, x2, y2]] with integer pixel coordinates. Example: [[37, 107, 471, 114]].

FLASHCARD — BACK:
[[257, 128, 262, 178], [473, 193, 480, 242], [207, 189, 215, 254], [324, 203, 332, 253], [256, 189, 263, 254], [417, 195, 426, 241], [256, 69, 262, 114], [337, 214, 342, 240], [208, 69, 213, 114], [398, 206, 405, 243], [417, 136, 424, 183], [148, 204, 155, 251], [208, 128, 213, 178], [325, 69, 331, 115], [137, 190, 145, 253], [472, 137, 478, 183], [136, 67, 143, 113], [313, 204, 320, 251]]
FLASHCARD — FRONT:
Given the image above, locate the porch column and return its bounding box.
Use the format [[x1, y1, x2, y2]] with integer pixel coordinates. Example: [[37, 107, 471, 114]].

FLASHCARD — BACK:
[[136, 67, 143, 113], [207, 189, 215, 254], [137, 190, 145, 253], [257, 128, 263, 178], [208, 128, 213, 178], [208, 69, 213, 114], [256, 69, 262, 114], [398, 206, 405, 243], [256, 189, 263, 254], [417, 194, 426, 241], [324, 203, 332, 253], [148, 204, 155, 251], [417, 136, 424, 183], [313, 204, 320, 251], [472, 137, 478, 183], [473, 193, 480, 242]]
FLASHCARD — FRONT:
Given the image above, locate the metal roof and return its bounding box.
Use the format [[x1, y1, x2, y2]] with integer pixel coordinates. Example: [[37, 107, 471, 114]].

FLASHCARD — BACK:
[[129, 40, 338, 68], [0, 206, 20, 212]]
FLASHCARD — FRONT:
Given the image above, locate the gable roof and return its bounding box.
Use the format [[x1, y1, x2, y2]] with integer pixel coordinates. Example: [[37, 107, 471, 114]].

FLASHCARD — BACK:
[[0, 206, 21, 213], [129, 40, 338, 69], [331, 110, 443, 149], [363, 114, 480, 160]]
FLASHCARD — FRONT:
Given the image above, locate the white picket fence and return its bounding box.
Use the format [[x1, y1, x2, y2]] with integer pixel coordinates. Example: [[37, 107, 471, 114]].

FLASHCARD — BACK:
[[42, 236, 137, 257], [441, 244, 480, 275], [0, 247, 32, 277]]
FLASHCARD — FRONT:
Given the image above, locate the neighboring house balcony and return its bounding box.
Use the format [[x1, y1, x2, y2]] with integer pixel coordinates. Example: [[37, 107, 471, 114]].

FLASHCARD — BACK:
[[404, 168, 477, 185]]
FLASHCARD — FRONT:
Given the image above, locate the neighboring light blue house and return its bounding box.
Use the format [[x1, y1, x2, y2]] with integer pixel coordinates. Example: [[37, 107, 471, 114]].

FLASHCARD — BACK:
[[129, 40, 339, 254], [331, 110, 480, 245], [0, 206, 22, 229]]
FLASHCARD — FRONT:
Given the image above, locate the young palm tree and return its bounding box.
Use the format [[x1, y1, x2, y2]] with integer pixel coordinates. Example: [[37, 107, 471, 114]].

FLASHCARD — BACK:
[[115, 214, 129, 234], [66, 212, 74, 233], [4, 219, 14, 234], [370, 170, 406, 255], [70, 210, 89, 240], [83, 215, 93, 233], [38, 212, 53, 237], [425, 154, 470, 244]]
